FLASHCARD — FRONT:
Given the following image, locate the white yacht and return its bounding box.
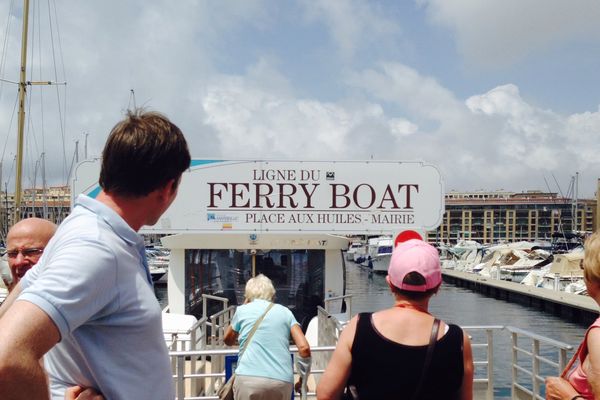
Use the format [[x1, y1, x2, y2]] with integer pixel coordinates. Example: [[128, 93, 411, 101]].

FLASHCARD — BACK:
[[345, 241, 364, 261], [441, 240, 483, 271], [362, 236, 394, 273], [524, 248, 585, 291], [161, 232, 350, 331]]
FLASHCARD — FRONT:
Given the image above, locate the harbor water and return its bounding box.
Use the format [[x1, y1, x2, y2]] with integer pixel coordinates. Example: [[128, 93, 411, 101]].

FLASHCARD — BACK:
[[346, 262, 587, 343], [155, 261, 592, 397]]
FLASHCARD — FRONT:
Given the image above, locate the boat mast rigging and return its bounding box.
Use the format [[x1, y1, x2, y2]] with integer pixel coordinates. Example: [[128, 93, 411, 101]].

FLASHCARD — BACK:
[[14, 0, 66, 223], [14, 0, 31, 223]]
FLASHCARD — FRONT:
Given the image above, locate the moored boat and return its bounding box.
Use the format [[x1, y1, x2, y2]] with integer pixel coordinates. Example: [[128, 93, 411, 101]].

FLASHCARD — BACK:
[[361, 236, 393, 273], [521, 248, 585, 292], [345, 241, 364, 261], [440, 240, 483, 271], [161, 232, 350, 332]]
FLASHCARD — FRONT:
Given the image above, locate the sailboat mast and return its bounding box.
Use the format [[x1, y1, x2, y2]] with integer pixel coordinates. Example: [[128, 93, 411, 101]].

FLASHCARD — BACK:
[[15, 0, 31, 223], [574, 172, 579, 232], [42, 152, 47, 219]]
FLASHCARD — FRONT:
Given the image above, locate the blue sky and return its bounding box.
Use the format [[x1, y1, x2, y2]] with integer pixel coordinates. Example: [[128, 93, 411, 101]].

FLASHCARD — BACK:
[[0, 0, 599, 198]]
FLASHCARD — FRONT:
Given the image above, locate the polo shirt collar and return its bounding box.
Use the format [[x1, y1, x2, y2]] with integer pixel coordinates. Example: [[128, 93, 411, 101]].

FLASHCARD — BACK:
[[75, 194, 143, 247]]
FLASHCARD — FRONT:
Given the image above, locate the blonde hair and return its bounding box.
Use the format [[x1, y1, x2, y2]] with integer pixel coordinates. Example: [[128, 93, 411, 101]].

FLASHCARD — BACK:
[[583, 232, 600, 284], [245, 274, 275, 302]]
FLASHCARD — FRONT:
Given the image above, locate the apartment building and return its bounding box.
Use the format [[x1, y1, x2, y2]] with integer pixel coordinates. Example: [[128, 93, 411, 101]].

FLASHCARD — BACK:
[[427, 190, 596, 244], [0, 185, 70, 240]]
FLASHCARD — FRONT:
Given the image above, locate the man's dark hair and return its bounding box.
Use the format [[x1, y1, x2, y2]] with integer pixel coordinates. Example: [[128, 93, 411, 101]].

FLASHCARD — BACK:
[[99, 109, 191, 196], [391, 271, 439, 301]]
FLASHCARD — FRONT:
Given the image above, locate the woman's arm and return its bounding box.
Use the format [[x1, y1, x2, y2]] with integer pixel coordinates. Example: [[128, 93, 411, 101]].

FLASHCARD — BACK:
[[291, 324, 311, 358], [316, 316, 358, 400], [545, 376, 579, 400], [292, 324, 311, 392], [223, 325, 238, 346], [585, 328, 600, 399], [460, 329, 474, 400]]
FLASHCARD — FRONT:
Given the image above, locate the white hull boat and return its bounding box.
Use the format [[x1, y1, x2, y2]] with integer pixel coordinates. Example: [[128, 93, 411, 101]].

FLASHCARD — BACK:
[[361, 236, 393, 273], [346, 242, 364, 261]]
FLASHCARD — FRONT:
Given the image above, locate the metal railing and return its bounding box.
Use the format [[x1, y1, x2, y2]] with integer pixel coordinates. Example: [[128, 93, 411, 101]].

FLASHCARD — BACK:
[[167, 296, 575, 400], [463, 325, 503, 400], [166, 294, 236, 398], [171, 346, 336, 400], [324, 294, 353, 320], [507, 326, 573, 400]]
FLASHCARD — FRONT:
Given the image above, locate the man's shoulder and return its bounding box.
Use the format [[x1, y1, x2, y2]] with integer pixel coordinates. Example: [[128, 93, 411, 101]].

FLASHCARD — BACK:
[[56, 206, 115, 241], [45, 212, 121, 262]]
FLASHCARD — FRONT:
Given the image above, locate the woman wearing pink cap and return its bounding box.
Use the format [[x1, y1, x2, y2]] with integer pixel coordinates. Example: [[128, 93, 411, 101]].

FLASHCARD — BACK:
[[317, 239, 474, 400]]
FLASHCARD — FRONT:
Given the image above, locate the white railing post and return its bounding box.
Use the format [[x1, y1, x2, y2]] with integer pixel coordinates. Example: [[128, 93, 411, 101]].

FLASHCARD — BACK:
[[511, 332, 518, 399], [176, 355, 185, 400], [190, 326, 197, 396], [558, 348, 568, 372], [486, 329, 494, 400], [532, 339, 540, 398]]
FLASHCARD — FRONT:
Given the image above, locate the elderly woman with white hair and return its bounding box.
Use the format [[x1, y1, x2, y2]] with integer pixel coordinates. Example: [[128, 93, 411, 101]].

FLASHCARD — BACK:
[[224, 274, 311, 400]]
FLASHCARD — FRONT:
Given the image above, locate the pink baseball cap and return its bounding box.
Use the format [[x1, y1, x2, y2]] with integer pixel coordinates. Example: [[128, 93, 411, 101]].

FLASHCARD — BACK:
[[387, 239, 441, 292]]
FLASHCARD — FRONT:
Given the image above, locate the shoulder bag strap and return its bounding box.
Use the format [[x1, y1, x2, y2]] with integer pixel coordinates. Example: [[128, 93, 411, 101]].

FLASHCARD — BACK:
[[238, 302, 275, 361], [411, 318, 441, 400]]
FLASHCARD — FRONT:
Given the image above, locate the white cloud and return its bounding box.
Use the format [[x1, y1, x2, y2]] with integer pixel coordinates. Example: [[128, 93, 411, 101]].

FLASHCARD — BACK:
[[466, 84, 561, 141], [337, 62, 599, 195], [299, 0, 400, 60], [202, 70, 394, 159], [389, 118, 418, 137], [1, 1, 599, 199], [566, 108, 600, 168], [418, 0, 600, 67], [345, 62, 464, 123], [0, 0, 272, 186]]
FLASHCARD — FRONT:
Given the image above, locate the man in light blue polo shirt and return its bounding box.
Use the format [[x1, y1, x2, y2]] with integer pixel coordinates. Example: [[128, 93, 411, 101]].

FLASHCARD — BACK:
[[0, 110, 191, 399]]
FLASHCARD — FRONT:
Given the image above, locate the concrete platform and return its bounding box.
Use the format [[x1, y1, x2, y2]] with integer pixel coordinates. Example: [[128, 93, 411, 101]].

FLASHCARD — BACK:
[[442, 269, 598, 325]]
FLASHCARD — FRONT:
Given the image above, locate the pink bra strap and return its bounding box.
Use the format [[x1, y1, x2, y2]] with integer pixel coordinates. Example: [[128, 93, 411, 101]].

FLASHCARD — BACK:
[[561, 324, 599, 378], [561, 340, 584, 378]]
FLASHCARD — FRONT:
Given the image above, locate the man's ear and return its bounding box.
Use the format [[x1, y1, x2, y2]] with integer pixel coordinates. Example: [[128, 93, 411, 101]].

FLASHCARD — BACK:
[[155, 179, 176, 202], [169, 177, 181, 194]]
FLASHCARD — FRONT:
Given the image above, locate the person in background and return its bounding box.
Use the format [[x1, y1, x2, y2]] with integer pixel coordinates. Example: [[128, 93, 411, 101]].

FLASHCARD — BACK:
[[0, 256, 12, 291], [546, 232, 600, 400], [316, 239, 473, 400], [0, 109, 191, 400], [1, 218, 56, 292], [224, 273, 312, 400], [0, 218, 102, 400]]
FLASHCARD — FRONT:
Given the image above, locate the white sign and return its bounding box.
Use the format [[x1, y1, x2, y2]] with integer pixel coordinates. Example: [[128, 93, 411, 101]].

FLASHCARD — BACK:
[[73, 159, 445, 234]]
